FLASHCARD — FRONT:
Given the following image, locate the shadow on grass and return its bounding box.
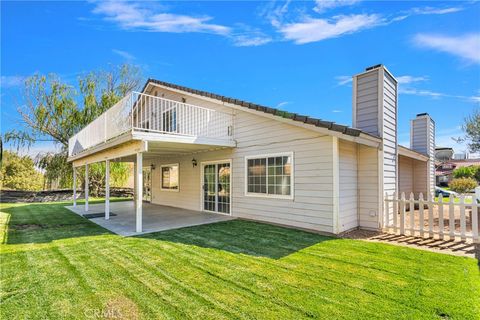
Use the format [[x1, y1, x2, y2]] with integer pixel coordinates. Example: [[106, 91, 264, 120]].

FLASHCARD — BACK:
[[1, 201, 113, 245], [139, 219, 333, 259]]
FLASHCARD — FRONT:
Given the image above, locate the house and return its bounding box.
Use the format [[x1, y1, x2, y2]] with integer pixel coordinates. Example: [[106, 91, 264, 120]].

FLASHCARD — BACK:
[[67, 64, 435, 235], [436, 159, 480, 186]]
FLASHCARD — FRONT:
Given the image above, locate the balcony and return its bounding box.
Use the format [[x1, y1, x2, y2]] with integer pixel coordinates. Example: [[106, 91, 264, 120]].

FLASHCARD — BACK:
[[68, 92, 234, 157]]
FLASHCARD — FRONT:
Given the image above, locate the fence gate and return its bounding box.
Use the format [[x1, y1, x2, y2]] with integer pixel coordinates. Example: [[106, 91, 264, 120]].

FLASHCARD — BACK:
[[384, 193, 479, 243]]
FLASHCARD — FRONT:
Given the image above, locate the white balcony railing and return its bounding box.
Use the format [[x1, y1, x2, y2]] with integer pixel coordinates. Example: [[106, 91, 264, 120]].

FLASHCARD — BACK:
[[68, 92, 234, 157]]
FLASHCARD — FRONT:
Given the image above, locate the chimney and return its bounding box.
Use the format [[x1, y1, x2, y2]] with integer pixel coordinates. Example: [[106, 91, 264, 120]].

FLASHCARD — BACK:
[[353, 64, 399, 195], [411, 113, 435, 197], [353, 65, 399, 229]]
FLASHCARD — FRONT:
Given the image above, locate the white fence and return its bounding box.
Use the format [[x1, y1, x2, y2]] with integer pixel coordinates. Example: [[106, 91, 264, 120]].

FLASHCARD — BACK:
[[384, 193, 479, 243], [69, 92, 234, 157]]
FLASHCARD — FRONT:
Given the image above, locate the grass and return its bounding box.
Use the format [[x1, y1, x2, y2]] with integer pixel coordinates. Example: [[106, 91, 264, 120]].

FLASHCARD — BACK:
[[1, 200, 479, 319], [434, 196, 473, 204]]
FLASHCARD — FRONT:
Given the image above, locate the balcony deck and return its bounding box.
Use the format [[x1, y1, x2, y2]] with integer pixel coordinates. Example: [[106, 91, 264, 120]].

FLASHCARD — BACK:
[[68, 92, 235, 160]]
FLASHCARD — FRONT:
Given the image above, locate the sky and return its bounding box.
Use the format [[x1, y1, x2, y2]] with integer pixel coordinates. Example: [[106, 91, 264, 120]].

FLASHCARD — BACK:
[[1, 0, 480, 157]]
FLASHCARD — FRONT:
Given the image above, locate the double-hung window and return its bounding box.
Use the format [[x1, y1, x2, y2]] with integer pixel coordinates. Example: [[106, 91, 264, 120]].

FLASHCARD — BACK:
[[246, 153, 293, 198], [161, 164, 179, 191]]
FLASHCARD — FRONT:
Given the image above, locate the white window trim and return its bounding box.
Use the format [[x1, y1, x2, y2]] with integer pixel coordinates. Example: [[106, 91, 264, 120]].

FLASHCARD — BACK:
[[244, 152, 294, 200], [160, 163, 180, 192]]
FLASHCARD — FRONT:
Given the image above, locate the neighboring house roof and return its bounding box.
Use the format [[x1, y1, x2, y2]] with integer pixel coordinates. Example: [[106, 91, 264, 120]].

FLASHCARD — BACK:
[[142, 79, 367, 138], [435, 159, 480, 175]]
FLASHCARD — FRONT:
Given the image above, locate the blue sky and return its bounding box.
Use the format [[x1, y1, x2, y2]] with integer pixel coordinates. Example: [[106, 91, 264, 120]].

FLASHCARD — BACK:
[[1, 0, 479, 156]]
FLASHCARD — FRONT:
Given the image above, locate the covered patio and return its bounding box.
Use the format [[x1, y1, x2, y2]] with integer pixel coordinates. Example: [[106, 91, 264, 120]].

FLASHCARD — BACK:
[[66, 201, 234, 236]]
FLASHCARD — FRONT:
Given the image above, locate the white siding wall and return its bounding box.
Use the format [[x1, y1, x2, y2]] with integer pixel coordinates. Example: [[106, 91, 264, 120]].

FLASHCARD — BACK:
[[398, 156, 413, 196], [353, 66, 398, 229], [338, 140, 358, 232], [146, 85, 337, 233], [411, 115, 435, 198], [357, 145, 380, 230], [354, 71, 379, 136], [413, 160, 428, 197], [382, 72, 398, 201]]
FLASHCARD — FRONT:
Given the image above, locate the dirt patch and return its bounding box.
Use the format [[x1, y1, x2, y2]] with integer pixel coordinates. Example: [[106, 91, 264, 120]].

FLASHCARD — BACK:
[[10, 223, 76, 231], [10, 224, 45, 231], [343, 228, 479, 259], [104, 296, 140, 320]]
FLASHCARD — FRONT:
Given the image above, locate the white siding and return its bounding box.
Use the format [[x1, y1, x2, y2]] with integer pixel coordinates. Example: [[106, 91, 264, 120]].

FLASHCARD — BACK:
[[413, 160, 428, 197], [398, 156, 413, 196], [357, 145, 380, 230], [411, 115, 435, 198], [353, 66, 398, 229], [382, 71, 398, 199], [146, 85, 336, 233], [338, 140, 358, 232], [354, 71, 379, 135]]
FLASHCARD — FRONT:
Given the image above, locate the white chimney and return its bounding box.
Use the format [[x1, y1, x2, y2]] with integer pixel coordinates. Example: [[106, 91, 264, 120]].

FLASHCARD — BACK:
[[411, 113, 435, 197], [353, 64, 399, 227], [353, 64, 398, 188]]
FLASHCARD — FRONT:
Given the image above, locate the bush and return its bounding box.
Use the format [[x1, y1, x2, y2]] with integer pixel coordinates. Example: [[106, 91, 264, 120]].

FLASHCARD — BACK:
[[0, 151, 44, 191], [448, 177, 477, 194], [452, 165, 479, 180]]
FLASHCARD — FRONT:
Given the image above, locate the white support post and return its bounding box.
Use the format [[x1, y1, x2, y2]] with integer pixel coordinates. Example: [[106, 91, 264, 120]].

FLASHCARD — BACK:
[[135, 153, 143, 233], [85, 164, 89, 212], [133, 161, 137, 208], [105, 160, 110, 220], [73, 166, 77, 207]]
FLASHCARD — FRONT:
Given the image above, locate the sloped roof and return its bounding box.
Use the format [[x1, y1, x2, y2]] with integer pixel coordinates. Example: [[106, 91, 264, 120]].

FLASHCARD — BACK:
[[142, 79, 366, 138]]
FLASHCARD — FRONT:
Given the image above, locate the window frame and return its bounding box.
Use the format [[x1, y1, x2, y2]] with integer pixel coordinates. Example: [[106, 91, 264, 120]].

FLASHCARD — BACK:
[[160, 163, 180, 192], [244, 152, 294, 200]]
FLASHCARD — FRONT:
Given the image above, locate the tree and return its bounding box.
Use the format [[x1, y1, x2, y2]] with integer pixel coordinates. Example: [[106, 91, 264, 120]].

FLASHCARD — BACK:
[[4, 64, 141, 194], [449, 177, 477, 194], [456, 109, 480, 153], [452, 165, 479, 180], [0, 151, 44, 191]]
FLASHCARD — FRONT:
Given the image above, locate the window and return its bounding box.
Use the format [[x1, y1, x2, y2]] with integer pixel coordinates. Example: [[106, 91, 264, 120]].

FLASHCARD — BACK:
[[246, 153, 293, 198], [162, 108, 177, 132], [161, 164, 179, 191]]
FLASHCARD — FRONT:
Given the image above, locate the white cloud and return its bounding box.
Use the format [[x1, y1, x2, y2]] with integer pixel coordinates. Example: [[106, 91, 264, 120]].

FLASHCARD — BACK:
[[410, 6, 463, 15], [112, 49, 135, 60], [396, 75, 428, 84], [399, 87, 480, 103], [276, 101, 290, 108], [92, 1, 230, 35], [279, 14, 383, 44], [232, 35, 272, 47], [335, 75, 352, 86], [1, 75, 25, 88], [331, 109, 343, 113], [313, 0, 361, 13], [271, 1, 465, 45], [413, 33, 480, 64], [230, 25, 272, 47]]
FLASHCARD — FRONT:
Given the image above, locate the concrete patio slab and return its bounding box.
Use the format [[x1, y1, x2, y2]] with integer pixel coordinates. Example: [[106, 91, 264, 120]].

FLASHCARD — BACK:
[[66, 201, 234, 236]]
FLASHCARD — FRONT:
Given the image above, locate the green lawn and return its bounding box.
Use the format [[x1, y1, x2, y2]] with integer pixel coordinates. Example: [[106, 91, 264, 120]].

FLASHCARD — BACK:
[[1, 201, 479, 319]]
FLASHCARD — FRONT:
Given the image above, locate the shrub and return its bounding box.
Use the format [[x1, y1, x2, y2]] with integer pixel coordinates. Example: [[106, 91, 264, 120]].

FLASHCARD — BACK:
[[448, 177, 477, 194], [452, 166, 479, 180]]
